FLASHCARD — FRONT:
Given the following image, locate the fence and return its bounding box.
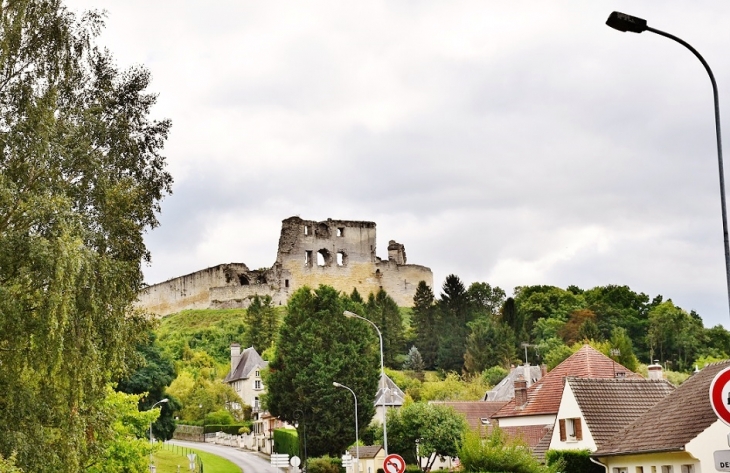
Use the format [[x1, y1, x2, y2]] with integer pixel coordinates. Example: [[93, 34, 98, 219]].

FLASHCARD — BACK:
[[161, 442, 204, 473]]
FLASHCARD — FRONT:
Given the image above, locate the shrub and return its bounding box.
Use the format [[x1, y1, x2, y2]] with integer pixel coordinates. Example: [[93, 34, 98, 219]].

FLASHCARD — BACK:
[[545, 450, 602, 473], [274, 428, 299, 457], [459, 428, 556, 473], [307, 456, 341, 473], [204, 423, 251, 435]]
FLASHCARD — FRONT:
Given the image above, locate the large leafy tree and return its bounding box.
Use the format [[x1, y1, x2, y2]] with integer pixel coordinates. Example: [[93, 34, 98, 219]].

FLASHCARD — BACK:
[[387, 402, 468, 471], [0, 2, 171, 471], [265, 285, 379, 457], [243, 294, 279, 354]]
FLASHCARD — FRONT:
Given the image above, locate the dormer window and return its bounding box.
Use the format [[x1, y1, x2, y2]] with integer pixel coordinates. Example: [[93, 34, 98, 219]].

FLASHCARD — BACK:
[[559, 418, 582, 442], [255, 370, 260, 377], [254, 380, 262, 390]]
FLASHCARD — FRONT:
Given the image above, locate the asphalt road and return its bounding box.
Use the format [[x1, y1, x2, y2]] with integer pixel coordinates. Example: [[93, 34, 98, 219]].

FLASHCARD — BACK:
[[168, 440, 277, 473]]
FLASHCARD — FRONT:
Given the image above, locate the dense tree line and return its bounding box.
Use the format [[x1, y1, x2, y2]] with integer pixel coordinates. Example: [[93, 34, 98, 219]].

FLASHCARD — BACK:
[[410, 277, 730, 374]]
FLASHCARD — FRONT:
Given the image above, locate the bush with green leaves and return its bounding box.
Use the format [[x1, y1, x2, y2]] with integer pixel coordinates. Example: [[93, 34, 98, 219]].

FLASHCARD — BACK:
[[306, 456, 341, 473], [273, 428, 299, 457], [545, 450, 602, 473], [459, 427, 558, 473]]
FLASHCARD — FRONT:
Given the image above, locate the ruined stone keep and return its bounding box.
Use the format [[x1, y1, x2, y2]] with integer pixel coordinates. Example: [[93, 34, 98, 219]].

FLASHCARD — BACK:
[[137, 216, 433, 316]]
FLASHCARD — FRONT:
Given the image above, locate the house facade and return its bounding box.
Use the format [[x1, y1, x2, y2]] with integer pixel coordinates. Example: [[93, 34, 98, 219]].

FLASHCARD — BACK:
[[549, 377, 674, 453], [593, 361, 730, 473]]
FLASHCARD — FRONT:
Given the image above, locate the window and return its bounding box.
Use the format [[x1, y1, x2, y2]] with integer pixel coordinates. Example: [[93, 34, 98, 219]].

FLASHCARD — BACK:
[[254, 380, 262, 390], [317, 249, 331, 267], [304, 225, 311, 235], [337, 227, 344, 237], [651, 467, 657, 473], [285, 279, 289, 288], [254, 397, 260, 409], [255, 370, 260, 377], [558, 418, 582, 441], [680, 466, 693, 473], [612, 469, 627, 473], [305, 250, 313, 267], [661, 466, 673, 473], [636, 467, 644, 473], [337, 251, 347, 266]]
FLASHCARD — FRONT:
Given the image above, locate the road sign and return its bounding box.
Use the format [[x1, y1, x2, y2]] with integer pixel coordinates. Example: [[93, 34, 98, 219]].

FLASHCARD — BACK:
[[709, 367, 730, 426], [271, 453, 291, 467], [384, 454, 406, 473], [291, 456, 301, 467], [715, 450, 730, 471], [342, 453, 352, 468]]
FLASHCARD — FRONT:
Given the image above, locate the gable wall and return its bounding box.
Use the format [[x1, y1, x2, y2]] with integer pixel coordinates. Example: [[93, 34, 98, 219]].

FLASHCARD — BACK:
[[549, 382, 597, 451]]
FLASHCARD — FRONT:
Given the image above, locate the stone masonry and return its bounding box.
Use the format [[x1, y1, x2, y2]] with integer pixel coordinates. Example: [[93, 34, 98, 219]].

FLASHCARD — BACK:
[[136, 216, 433, 316]]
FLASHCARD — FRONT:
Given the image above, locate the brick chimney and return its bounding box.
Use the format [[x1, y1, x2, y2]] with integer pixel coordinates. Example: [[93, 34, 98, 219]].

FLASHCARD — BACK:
[[514, 379, 528, 406], [230, 343, 242, 373]]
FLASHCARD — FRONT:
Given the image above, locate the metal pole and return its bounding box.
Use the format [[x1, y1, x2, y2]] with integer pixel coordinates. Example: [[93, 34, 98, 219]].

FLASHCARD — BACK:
[[343, 311, 388, 454], [643, 26, 730, 318], [333, 382, 359, 473], [149, 398, 168, 471]]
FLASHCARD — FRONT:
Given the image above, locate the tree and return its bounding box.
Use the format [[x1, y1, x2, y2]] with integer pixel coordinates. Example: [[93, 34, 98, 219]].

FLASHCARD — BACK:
[[0, 2, 171, 471], [387, 402, 468, 470], [467, 282, 506, 317], [365, 289, 405, 368], [459, 427, 555, 473], [609, 327, 638, 372], [244, 295, 279, 354], [265, 286, 379, 457], [464, 317, 516, 374], [403, 346, 425, 379], [411, 281, 439, 369], [437, 275, 472, 371]]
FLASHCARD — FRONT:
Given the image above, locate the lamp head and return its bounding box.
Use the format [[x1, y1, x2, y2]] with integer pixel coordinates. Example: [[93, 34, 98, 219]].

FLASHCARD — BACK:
[[343, 311, 357, 318], [333, 382, 343, 388], [161, 398, 169, 403], [606, 11, 648, 33]]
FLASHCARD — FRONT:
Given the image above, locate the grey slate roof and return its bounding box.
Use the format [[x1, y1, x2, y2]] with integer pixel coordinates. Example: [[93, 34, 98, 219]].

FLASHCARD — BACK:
[[224, 346, 268, 383], [567, 377, 675, 448], [374, 372, 405, 407], [484, 365, 543, 401], [594, 360, 730, 457]]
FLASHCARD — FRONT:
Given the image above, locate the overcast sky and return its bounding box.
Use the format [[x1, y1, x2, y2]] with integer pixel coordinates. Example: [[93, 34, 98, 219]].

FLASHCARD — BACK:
[[64, 1, 730, 328]]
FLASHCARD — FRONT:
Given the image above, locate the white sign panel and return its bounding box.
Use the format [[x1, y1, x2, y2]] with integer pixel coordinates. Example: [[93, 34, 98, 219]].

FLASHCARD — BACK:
[[714, 450, 730, 471]]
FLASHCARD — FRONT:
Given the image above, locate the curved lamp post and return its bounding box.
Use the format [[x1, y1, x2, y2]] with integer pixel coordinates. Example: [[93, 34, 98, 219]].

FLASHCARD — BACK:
[[606, 11, 730, 319], [333, 382, 359, 472], [149, 398, 169, 469], [294, 409, 308, 472], [343, 310, 387, 455]]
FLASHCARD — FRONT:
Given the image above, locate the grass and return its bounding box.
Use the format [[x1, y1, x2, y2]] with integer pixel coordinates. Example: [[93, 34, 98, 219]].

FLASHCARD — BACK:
[[152, 443, 242, 473]]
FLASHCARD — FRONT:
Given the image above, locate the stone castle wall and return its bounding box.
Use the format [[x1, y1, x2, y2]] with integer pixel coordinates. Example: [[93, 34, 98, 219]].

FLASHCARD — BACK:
[[136, 216, 433, 316]]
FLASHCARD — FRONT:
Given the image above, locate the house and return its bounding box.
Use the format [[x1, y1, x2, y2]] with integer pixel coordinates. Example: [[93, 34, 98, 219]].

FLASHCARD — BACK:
[[492, 345, 641, 456], [373, 372, 406, 424], [429, 401, 508, 434], [549, 377, 675, 455], [224, 343, 268, 411], [484, 363, 545, 401], [347, 445, 385, 473], [593, 360, 730, 473]]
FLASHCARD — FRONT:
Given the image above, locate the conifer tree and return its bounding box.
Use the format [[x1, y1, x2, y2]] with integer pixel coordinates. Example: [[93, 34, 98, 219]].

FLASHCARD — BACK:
[[365, 288, 404, 368], [411, 281, 439, 370]]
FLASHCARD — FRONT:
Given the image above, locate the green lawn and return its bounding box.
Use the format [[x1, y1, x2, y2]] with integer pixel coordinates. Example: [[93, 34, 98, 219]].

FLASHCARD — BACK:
[[153, 443, 242, 473]]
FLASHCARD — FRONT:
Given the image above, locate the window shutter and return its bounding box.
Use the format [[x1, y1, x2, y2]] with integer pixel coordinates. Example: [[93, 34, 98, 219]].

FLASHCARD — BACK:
[[575, 418, 583, 440], [559, 419, 566, 441]]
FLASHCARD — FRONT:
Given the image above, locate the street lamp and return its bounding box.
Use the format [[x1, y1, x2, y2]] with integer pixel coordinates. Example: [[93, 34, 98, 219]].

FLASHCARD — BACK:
[[149, 398, 169, 471], [333, 382, 359, 473], [606, 11, 730, 319], [199, 403, 206, 443], [343, 310, 388, 455], [294, 409, 308, 473]]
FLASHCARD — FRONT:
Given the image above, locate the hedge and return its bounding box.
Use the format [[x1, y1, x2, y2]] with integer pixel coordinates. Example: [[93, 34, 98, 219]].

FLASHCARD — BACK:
[[274, 428, 300, 457], [545, 449, 603, 473], [204, 423, 252, 435]]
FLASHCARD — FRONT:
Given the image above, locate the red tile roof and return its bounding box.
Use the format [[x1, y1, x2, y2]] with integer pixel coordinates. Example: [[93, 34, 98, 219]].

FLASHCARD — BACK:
[[430, 401, 508, 434], [500, 425, 552, 449], [493, 345, 641, 419]]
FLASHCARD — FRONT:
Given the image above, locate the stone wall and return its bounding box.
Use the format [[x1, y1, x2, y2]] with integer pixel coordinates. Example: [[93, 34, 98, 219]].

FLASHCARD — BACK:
[[136, 216, 433, 316]]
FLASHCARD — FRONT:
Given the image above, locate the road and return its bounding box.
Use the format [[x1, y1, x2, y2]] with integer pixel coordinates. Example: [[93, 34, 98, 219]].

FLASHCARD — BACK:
[[168, 440, 277, 473]]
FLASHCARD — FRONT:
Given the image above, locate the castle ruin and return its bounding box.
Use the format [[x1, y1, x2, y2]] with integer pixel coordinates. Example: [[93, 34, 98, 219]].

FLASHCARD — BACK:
[[137, 216, 433, 316]]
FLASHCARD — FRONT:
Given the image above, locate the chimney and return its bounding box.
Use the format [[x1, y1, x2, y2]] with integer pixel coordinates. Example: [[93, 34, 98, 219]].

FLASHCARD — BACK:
[[523, 363, 532, 388], [231, 343, 242, 373], [514, 379, 528, 406], [648, 361, 663, 380], [540, 364, 547, 378]]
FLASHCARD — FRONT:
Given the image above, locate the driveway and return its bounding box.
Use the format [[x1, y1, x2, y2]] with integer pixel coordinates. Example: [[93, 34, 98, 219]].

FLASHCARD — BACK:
[[168, 440, 277, 473]]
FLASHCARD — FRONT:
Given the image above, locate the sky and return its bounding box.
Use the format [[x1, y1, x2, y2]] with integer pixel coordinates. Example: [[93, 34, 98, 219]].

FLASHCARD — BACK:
[[63, 1, 730, 328]]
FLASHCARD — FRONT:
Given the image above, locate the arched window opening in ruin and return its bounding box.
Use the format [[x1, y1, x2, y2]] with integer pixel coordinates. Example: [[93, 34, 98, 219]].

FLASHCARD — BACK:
[[337, 251, 347, 266], [304, 225, 312, 235], [239, 275, 249, 285], [317, 249, 331, 267], [305, 250, 313, 267], [315, 223, 330, 238], [337, 227, 344, 237]]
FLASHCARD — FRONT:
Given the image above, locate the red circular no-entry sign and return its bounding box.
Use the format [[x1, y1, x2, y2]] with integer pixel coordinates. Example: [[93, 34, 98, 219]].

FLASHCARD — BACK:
[[384, 454, 406, 473], [709, 366, 730, 426]]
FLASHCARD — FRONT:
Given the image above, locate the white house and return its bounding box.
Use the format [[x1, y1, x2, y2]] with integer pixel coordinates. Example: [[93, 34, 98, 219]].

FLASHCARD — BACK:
[[593, 360, 730, 473]]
